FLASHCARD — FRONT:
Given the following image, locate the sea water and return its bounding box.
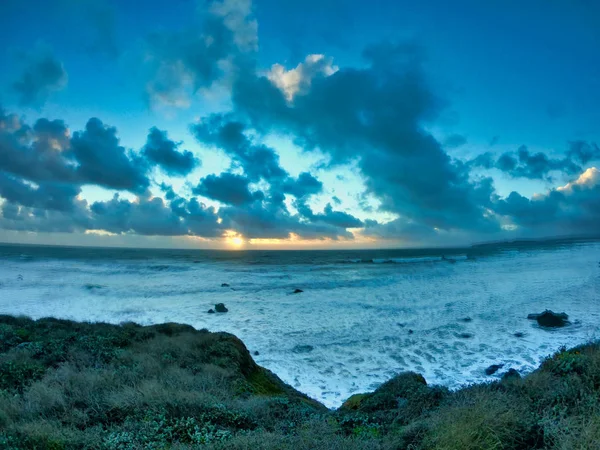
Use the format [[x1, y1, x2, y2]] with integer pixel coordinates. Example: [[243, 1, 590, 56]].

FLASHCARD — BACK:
[[0, 240, 598, 408]]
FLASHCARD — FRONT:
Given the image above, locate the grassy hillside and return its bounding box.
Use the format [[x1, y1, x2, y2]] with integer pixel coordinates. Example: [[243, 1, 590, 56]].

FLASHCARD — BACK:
[[1, 315, 599, 449]]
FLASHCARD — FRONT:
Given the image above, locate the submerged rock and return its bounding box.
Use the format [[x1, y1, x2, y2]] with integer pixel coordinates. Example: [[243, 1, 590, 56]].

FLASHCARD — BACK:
[[527, 310, 569, 328], [458, 317, 473, 323], [457, 332, 473, 339], [207, 309, 215, 314], [215, 303, 228, 313], [514, 331, 526, 338], [221, 283, 230, 287], [408, 329, 414, 334], [292, 344, 314, 354], [292, 289, 304, 294], [254, 351, 260, 356], [485, 364, 504, 375]]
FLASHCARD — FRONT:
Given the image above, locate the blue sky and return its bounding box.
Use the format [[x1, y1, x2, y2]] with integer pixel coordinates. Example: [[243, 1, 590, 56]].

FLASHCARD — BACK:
[[0, 0, 598, 249]]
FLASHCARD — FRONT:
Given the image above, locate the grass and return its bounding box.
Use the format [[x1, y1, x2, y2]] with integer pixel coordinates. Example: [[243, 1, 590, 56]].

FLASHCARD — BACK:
[[1, 315, 600, 449]]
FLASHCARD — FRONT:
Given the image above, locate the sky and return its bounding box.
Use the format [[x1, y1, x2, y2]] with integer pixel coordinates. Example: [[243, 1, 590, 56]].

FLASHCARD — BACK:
[[0, 0, 599, 249]]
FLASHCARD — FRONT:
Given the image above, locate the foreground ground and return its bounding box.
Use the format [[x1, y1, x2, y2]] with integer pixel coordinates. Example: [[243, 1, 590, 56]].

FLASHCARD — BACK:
[[1, 315, 599, 449]]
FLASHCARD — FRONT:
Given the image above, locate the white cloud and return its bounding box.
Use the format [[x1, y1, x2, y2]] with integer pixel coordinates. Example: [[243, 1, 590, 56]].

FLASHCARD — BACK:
[[267, 54, 338, 101]]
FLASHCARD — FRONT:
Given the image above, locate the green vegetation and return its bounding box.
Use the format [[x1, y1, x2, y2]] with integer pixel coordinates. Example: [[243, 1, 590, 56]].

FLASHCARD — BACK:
[[1, 315, 600, 449]]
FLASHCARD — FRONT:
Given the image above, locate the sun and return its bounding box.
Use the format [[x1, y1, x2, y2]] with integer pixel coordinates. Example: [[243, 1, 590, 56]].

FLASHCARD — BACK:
[[230, 236, 244, 248]]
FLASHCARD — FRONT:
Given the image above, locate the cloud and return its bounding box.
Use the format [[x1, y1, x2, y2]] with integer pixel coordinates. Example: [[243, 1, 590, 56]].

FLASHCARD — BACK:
[[0, 106, 358, 243], [231, 42, 499, 236], [444, 133, 467, 148], [143, 0, 257, 109], [267, 54, 338, 101], [142, 127, 199, 176], [0, 172, 82, 212], [12, 48, 68, 106], [281, 172, 323, 198], [70, 118, 150, 193], [91, 195, 188, 236], [83, 0, 120, 58], [471, 142, 600, 181], [0, 110, 76, 184], [192, 114, 288, 182], [194, 172, 261, 205], [495, 167, 600, 236]]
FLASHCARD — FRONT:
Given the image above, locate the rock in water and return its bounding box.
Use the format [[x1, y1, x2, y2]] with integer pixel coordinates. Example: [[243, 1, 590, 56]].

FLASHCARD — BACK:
[[292, 289, 304, 294], [457, 332, 473, 339], [459, 317, 473, 322], [221, 283, 230, 287], [254, 351, 260, 356], [527, 310, 569, 328], [485, 364, 504, 375], [207, 309, 215, 314], [215, 303, 228, 313]]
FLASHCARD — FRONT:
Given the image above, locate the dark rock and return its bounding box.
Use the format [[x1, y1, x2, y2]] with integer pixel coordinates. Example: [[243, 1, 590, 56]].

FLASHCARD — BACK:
[[221, 283, 230, 287], [527, 310, 569, 328], [292, 344, 314, 354], [17, 274, 23, 281], [514, 331, 525, 338], [501, 368, 521, 381], [408, 329, 414, 334], [215, 303, 228, 313], [84, 283, 103, 290], [207, 309, 215, 314], [457, 332, 473, 339], [254, 351, 260, 356], [292, 289, 304, 294], [16, 342, 31, 349], [485, 364, 504, 375], [459, 317, 473, 322]]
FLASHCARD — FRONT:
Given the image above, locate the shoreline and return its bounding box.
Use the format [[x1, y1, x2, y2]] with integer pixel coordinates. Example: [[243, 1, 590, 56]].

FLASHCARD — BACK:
[[2, 314, 599, 449]]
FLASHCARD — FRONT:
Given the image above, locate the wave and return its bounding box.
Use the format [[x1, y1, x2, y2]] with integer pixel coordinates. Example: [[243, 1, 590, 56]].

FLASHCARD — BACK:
[[344, 255, 468, 264]]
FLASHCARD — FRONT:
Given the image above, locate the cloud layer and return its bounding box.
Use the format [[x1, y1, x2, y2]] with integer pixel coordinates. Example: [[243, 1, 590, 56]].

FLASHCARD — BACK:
[[1, 0, 598, 247]]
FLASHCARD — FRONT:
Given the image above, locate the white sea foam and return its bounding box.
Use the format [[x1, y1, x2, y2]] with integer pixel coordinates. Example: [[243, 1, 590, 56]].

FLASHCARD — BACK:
[[0, 242, 599, 408]]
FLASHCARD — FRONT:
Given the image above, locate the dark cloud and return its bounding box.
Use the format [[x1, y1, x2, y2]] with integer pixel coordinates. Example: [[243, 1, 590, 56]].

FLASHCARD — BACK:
[[230, 41, 498, 235], [91, 195, 188, 236], [444, 133, 467, 148], [0, 172, 82, 212], [83, 0, 119, 58], [0, 110, 76, 184], [295, 199, 363, 228], [192, 114, 287, 182], [0, 202, 90, 233], [494, 168, 600, 236], [194, 172, 262, 205], [471, 142, 599, 181], [567, 141, 600, 165], [281, 172, 323, 198], [143, 0, 257, 108], [142, 127, 199, 176], [12, 48, 68, 106], [362, 217, 437, 242], [70, 118, 150, 193]]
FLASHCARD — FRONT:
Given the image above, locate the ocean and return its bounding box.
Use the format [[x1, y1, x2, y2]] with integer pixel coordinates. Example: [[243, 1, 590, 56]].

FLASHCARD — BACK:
[[0, 239, 599, 408]]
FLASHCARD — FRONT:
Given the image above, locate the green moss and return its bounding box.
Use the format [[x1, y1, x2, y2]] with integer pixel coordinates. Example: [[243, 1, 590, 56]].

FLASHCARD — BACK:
[[340, 393, 369, 411], [246, 368, 286, 395]]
